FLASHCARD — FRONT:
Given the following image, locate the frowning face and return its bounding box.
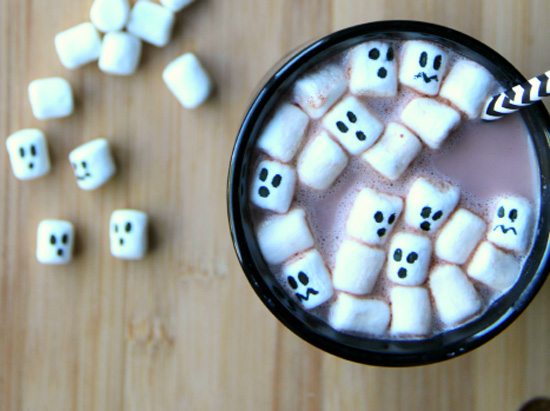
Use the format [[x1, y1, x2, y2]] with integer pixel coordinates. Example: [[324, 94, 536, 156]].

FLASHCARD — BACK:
[[487, 196, 533, 253]]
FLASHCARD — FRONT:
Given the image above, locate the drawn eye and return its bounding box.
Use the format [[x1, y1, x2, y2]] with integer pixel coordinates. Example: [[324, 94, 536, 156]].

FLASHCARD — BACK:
[[81, 161, 87, 168], [388, 213, 396, 224], [407, 252, 418, 264], [125, 222, 132, 233], [421, 206, 431, 219], [497, 206, 505, 218], [259, 168, 268, 182], [287, 276, 298, 290], [50, 235, 56, 245], [432, 211, 443, 221], [509, 209, 518, 222], [419, 52, 428, 67], [114, 224, 119, 233], [386, 47, 394, 61], [369, 48, 380, 60], [271, 175, 282, 188], [393, 248, 403, 262], [19, 147, 25, 158], [30, 145, 37, 156], [298, 271, 309, 285], [62, 234, 68, 244], [374, 211, 384, 223], [346, 111, 357, 123], [434, 55, 442, 70]]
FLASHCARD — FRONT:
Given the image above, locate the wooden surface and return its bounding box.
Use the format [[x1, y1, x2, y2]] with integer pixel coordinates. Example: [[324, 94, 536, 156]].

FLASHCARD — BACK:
[[1, 1, 550, 410]]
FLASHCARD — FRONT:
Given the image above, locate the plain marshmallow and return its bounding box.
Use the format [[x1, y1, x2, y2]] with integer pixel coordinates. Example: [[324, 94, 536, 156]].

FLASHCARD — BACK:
[[36, 219, 75, 264], [160, 0, 194, 12], [90, 0, 130, 32], [68, 138, 116, 190], [250, 160, 296, 214], [6, 129, 51, 180], [387, 232, 432, 286], [487, 196, 533, 253], [329, 293, 390, 335], [110, 209, 148, 259], [390, 286, 432, 336], [54, 22, 102, 69], [126, 0, 175, 47], [28, 77, 74, 120], [467, 242, 520, 291], [99, 31, 142, 75]]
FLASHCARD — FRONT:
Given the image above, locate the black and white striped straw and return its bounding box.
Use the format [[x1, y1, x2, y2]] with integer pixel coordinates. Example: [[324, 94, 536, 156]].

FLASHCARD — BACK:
[[482, 70, 550, 121]]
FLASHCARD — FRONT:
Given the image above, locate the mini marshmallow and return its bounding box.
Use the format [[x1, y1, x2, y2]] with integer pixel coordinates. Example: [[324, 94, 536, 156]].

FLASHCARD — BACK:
[[99, 32, 142, 76], [430, 264, 482, 327], [68, 138, 116, 190], [346, 187, 403, 246], [282, 249, 333, 310], [387, 232, 431, 286], [399, 40, 449, 96], [293, 64, 347, 119], [467, 242, 519, 291], [328, 293, 390, 335], [390, 286, 432, 336], [401, 98, 461, 149], [110, 209, 148, 259], [439, 60, 495, 119], [54, 22, 102, 69], [250, 160, 296, 214], [322, 96, 384, 155], [28, 77, 74, 120], [404, 177, 460, 233], [160, 0, 194, 12], [163, 53, 213, 109], [436, 208, 486, 265], [126, 0, 175, 47], [349, 41, 398, 98], [256, 208, 314, 265], [6, 129, 51, 180], [90, 0, 130, 32], [362, 122, 422, 180], [256, 103, 309, 163], [332, 239, 385, 295], [37, 219, 75, 264], [487, 196, 534, 253], [297, 131, 348, 190]]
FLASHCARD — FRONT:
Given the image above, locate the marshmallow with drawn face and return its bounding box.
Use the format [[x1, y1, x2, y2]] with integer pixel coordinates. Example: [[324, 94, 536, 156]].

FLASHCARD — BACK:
[[387, 232, 432, 286], [6, 129, 51, 180], [328, 293, 390, 335], [467, 242, 520, 292], [346, 188, 403, 246], [37, 219, 75, 264], [250, 160, 296, 214], [69, 139, 116, 190], [390, 286, 432, 336], [487, 196, 533, 253], [110, 210, 148, 259], [399, 40, 449, 96]]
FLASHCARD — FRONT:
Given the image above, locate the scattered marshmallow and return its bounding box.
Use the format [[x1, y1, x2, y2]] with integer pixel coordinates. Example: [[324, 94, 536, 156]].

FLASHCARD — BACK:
[[126, 0, 176, 47], [328, 293, 390, 335], [54, 22, 102, 69], [390, 286, 432, 336], [37, 219, 75, 264], [467, 242, 520, 291], [160, 0, 194, 12], [293, 64, 347, 119], [256, 103, 309, 163], [163, 53, 213, 109], [429, 264, 482, 327], [297, 131, 348, 190], [436, 208, 486, 265], [99, 31, 142, 76], [28, 77, 74, 120], [90, 0, 130, 32], [68, 138, 116, 190], [256, 208, 314, 265], [362, 122, 422, 180], [387, 232, 431, 286], [6, 129, 51, 180], [399, 40, 449, 96], [282, 249, 333, 309], [346, 187, 403, 246], [349, 41, 398, 98], [487, 196, 534, 253], [250, 159, 296, 214], [439, 60, 495, 119], [322, 96, 384, 155], [401, 98, 461, 149], [110, 209, 148, 259], [332, 239, 385, 295]]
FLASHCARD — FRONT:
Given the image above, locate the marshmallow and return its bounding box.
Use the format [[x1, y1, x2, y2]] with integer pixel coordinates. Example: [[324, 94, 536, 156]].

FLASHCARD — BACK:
[[160, 0, 194, 12], [293, 64, 347, 119], [297, 131, 348, 190], [436, 208, 486, 265], [487, 196, 534, 253], [37, 219, 75, 264], [399, 40, 449, 96], [322, 96, 384, 155], [401, 98, 461, 149], [390, 286, 432, 336], [404, 177, 460, 233], [163, 53, 213, 109], [28, 77, 74, 120], [362, 122, 422, 180], [429, 264, 482, 327], [126, 0, 175, 47], [328, 293, 390, 335], [349, 41, 398, 98], [439, 60, 495, 119], [387, 232, 432, 286], [256, 208, 314, 265], [256, 103, 309, 163], [332, 239, 385, 295], [250, 160, 296, 214], [54, 22, 102, 69], [90, 0, 130, 32], [282, 249, 333, 310], [68, 138, 116, 190], [110, 209, 148, 260], [6, 129, 51, 180], [99, 32, 142, 76], [467, 242, 520, 291], [346, 187, 403, 246]]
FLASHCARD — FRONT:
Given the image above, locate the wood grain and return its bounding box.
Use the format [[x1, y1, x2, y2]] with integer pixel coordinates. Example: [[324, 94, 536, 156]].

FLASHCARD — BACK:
[[1, 1, 549, 410]]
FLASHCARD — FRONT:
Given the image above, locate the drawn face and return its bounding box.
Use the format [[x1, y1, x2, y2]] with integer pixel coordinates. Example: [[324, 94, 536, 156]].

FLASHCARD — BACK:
[[110, 210, 148, 260], [6, 129, 51, 180], [487, 197, 533, 253], [250, 160, 296, 214], [349, 41, 398, 97], [36, 220, 74, 264], [387, 232, 431, 286], [69, 139, 116, 190]]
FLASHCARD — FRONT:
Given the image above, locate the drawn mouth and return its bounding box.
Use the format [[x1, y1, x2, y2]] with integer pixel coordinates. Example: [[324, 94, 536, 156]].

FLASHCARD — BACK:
[[493, 225, 517, 235], [76, 172, 92, 181], [414, 72, 439, 83], [296, 288, 319, 302]]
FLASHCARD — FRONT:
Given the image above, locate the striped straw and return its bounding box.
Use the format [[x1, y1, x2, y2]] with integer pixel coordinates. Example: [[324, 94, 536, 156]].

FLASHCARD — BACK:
[[482, 70, 550, 121]]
